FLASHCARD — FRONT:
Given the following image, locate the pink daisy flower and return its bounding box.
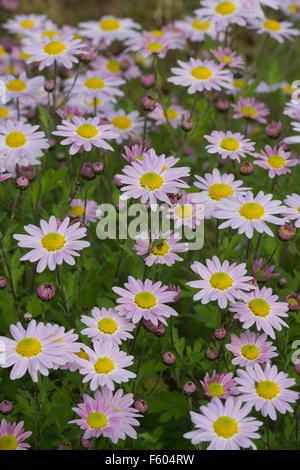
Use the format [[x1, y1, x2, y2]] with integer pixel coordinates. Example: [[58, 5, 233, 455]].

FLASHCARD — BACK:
[[250, 18, 299, 43], [201, 370, 237, 399], [44, 323, 82, 368], [195, 0, 249, 29], [203, 130, 256, 162], [69, 199, 100, 224], [229, 286, 289, 339], [134, 231, 188, 267], [0, 320, 66, 382], [13, 216, 90, 273], [77, 341, 135, 391], [283, 193, 300, 227], [107, 110, 144, 144], [0, 419, 32, 450], [253, 144, 298, 178], [148, 103, 189, 129], [69, 388, 141, 442], [234, 363, 299, 420], [232, 97, 270, 124], [225, 330, 278, 367], [183, 397, 263, 450], [211, 46, 245, 69], [187, 256, 255, 309], [81, 307, 135, 346], [116, 148, 190, 206], [4, 72, 45, 104], [168, 58, 233, 94], [79, 16, 141, 46], [174, 16, 218, 42], [121, 144, 149, 163], [168, 193, 204, 228], [194, 168, 251, 218], [3, 14, 47, 36], [72, 71, 125, 102], [112, 276, 178, 325], [23, 34, 84, 70], [214, 191, 287, 239], [126, 32, 173, 58], [52, 116, 118, 155]]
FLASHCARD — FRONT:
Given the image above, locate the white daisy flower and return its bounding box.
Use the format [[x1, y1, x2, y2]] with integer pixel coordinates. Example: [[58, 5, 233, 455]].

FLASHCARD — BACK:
[[195, 0, 249, 29], [107, 110, 144, 143], [250, 18, 299, 43], [4, 72, 45, 104], [79, 16, 141, 46]]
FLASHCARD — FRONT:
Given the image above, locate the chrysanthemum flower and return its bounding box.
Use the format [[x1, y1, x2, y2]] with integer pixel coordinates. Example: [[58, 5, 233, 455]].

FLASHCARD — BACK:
[[69, 198, 100, 224], [125, 32, 173, 58], [201, 370, 237, 399], [121, 144, 149, 162], [168, 193, 204, 228], [23, 34, 84, 70], [283, 193, 300, 227], [204, 130, 256, 163], [253, 144, 298, 178], [53, 116, 117, 155], [232, 97, 269, 124], [79, 16, 141, 46], [168, 58, 233, 94], [194, 168, 251, 218], [0, 120, 49, 171], [235, 363, 299, 420], [81, 307, 135, 346], [3, 14, 47, 36], [229, 286, 289, 339], [134, 231, 188, 266], [77, 341, 135, 391], [72, 71, 125, 102], [0, 320, 66, 382], [0, 104, 18, 123], [226, 330, 278, 366], [174, 16, 218, 42], [69, 388, 141, 442], [250, 18, 299, 43], [116, 148, 190, 205], [214, 191, 287, 239], [107, 110, 144, 143], [211, 46, 245, 69], [149, 103, 189, 128], [44, 324, 82, 368], [285, 121, 300, 145], [92, 54, 140, 80], [4, 72, 45, 104], [195, 0, 249, 29], [0, 419, 32, 450], [184, 397, 263, 450], [187, 256, 254, 309], [13, 216, 90, 273], [113, 276, 178, 325]]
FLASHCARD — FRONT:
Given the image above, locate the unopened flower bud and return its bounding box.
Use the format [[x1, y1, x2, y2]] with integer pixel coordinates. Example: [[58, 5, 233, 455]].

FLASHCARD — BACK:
[[205, 346, 219, 360], [214, 328, 227, 340], [239, 161, 253, 175], [181, 119, 193, 132], [134, 399, 148, 413], [141, 74, 155, 88], [278, 224, 296, 241], [80, 163, 96, 180], [92, 162, 104, 175], [0, 400, 14, 414], [37, 282, 55, 301], [162, 351, 176, 365], [141, 93, 157, 111], [0, 276, 7, 289], [266, 121, 282, 139], [16, 176, 29, 190], [183, 381, 196, 395], [44, 80, 55, 93]]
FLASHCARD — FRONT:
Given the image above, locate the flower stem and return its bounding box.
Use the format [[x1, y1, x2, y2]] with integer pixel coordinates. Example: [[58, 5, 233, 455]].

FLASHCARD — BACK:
[[55, 265, 74, 328]]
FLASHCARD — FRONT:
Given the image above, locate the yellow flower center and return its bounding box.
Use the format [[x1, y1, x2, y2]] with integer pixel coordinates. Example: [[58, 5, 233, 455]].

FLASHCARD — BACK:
[[152, 241, 169, 256], [208, 382, 225, 397], [191, 66, 212, 80], [166, 108, 178, 120], [94, 357, 115, 374], [44, 41, 66, 55], [20, 19, 35, 28], [98, 318, 118, 334], [71, 205, 85, 216], [16, 338, 42, 357], [297, 206, 300, 214], [263, 20, 281, 32], [256, 380, 280, 399], [149, 30, 165, 37], [84, 97, 101, 108], [241, 344, 260, 360], [249, 298, 270, 317], [42, 30, 61, 40], [75, 350, 89, 361], [86, 412, 108, 429], [241, 106, 258, 118], [267, 155, 285, 169], [0, 45, 7, 56], [209, 183, 234, 201], [0, 435, 18, 450], [215, 1, 236, 15], [0, 107, 9, 119], [233, 78, 245, 88], [240, 202, 265, 220], [220, 137, 240, 151], [106, 60, 121, 73], [210, 272, 233, 290], [140, 172, 163, 190], [84, 77, 105, 89], [191, 19, 210, 31], [41, 233, 66, 252], [175, 204, 195, 219], [99, 19, 120, 31], [6, 79, 27, 92], [147, 42, 163, 53], [76, 123, 98, 139], [5, 131, 27, 148], [282, 85, 294, 94], [135, 291, 157, 309], [111, 116, 132, 130], [220, 54, 233, 65], [213, 416, 238, 438], [20, 52, 31, 61]]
